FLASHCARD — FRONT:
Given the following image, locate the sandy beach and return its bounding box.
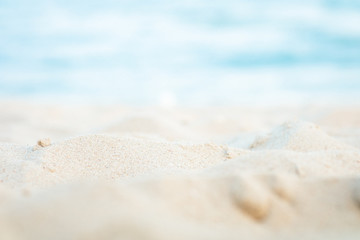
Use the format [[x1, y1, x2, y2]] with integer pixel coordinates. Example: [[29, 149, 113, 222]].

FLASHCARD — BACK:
[[0, 101, 359, 239], [1, 0, 360, 238]]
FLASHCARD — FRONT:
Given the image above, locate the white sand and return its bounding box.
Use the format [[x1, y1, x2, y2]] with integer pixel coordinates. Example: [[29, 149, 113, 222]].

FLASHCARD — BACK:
[[0, 102, 360, 239]]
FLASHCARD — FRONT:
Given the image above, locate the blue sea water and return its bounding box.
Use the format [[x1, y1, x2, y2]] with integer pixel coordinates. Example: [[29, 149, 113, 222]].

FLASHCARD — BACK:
[[0, 0, 359, 105]]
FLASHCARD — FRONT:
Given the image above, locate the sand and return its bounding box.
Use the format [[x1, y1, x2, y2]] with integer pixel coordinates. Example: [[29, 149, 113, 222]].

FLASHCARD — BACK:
[[0, 102, 360, 239]]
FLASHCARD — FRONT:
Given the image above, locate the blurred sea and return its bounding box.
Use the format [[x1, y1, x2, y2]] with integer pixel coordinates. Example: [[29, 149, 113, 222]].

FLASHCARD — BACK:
[[0, 0, 360, 105]]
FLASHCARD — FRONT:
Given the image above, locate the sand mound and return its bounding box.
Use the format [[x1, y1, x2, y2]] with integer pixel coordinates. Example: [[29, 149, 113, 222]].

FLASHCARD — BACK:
[[1, 103, 360, 239], [205, 150, 360, 178], [250, 121, 356, 152], [20, 135, 232, 188]]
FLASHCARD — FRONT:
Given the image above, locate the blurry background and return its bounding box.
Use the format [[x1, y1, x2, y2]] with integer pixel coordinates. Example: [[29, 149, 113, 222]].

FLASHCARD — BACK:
[[0, 0, 359, 106]]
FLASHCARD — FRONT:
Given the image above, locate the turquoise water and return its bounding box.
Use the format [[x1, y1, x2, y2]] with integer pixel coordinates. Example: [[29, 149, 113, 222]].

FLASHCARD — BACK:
[[0, 0, 360, 105]]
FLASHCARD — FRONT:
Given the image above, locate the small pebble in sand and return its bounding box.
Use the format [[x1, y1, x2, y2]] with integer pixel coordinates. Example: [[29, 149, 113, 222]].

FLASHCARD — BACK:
[[37, 138, 51, 147], [33, 138, 52, 150]]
